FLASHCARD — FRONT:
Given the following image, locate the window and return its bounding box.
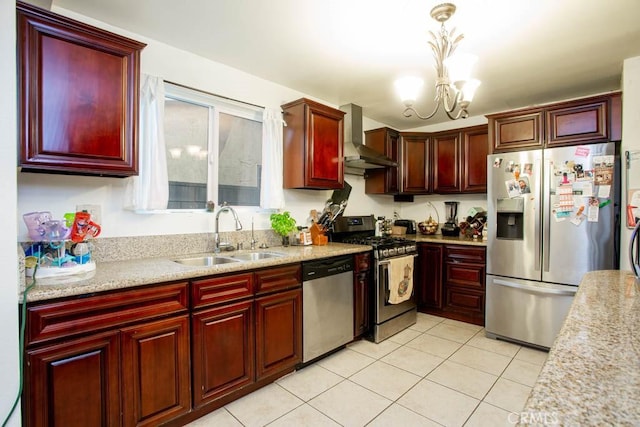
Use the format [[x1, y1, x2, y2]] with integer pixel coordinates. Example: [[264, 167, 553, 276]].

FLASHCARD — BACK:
[[163, 83, 263, 209]]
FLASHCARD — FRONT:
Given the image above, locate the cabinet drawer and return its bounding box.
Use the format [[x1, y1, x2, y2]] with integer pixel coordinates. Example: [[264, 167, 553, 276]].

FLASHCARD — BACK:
[[444, 245, 486, 264], [192, 273, 254, 309], [445, 262, 485, 289], [445, 287, 484, 313], [255, 264, 301, 295], [27, 282, 189, 346]]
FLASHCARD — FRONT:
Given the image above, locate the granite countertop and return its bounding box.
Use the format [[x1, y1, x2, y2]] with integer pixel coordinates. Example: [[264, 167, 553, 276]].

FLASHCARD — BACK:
[[520, 270, 640, 425], [22, 243, 371, 303], [411, 234, 487, 247]]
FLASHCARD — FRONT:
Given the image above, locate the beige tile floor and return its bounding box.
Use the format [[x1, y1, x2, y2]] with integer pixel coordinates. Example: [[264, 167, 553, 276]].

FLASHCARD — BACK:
[[186, 313, 547, 427]]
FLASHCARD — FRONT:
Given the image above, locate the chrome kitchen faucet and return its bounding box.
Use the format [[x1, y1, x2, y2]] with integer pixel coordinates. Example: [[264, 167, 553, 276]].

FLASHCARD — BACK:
[[214, 203, 242, 252]]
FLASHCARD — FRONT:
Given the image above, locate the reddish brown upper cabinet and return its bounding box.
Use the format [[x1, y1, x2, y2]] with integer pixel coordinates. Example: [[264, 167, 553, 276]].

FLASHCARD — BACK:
[[432, 125, 488, 194], [488, 92, 622, 153], [364, 127, 400, 194], [364, 128, 431, 195], [17, 2, 145, 176], [461, 126, 489, 193], [365, 125, 486, 195], [432, 131, 461, 193], [399, 132, 431, 194], [282, 98, 345, 189]]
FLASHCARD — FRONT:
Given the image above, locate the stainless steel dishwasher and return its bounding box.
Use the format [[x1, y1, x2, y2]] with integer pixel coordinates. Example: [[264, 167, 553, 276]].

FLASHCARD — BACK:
[[302, 255, 354, 363]]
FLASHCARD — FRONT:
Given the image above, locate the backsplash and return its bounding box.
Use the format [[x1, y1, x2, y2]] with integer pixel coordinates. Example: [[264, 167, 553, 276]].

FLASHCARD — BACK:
[[19, 230, 283, 264], [91, 230, 283, 262]]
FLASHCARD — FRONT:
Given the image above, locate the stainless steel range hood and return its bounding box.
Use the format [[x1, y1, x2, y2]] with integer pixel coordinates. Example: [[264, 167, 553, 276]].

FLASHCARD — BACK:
[[340, 104, 397, 175]]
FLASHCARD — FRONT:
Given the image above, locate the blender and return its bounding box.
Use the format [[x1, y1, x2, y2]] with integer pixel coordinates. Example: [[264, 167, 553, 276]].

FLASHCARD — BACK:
[[441, 201, 460, 236]]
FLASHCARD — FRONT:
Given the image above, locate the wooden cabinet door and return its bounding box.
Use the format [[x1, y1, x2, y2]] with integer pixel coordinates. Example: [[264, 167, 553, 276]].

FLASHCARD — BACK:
[[461, 125, 489, 193], [306, 103, 344, 189], [400, 132, 431, 194], [364, 127, 399, 194], [25, 331, 121, 427], [354, 271, 370, 337], [121, 315, 191, 427], [432, 132, 460, 193], [546, 98, 608, 147], [418, 244, 443, 309], [354, 252, 371, 337], [17, 2, 145, 176], [488, 110, 544, 153], [191, 300, 254, 408], [255, 289, 302, 379], [282, 98, 345, 189]]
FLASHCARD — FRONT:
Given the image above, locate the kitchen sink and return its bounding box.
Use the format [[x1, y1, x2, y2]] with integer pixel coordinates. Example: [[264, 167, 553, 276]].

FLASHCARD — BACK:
[[173, 256, 240, 266], [230, 251, 287, 261]]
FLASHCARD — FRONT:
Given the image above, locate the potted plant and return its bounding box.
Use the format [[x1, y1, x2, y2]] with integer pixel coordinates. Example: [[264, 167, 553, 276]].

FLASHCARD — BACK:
[[270, 211, 297, 246]]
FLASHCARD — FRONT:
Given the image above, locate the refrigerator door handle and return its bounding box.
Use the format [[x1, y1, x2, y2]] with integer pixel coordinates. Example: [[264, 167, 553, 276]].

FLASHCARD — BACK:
[[534, 158, 542, 271], [492, 278, 577, 296], [542, 157, 552, 272]]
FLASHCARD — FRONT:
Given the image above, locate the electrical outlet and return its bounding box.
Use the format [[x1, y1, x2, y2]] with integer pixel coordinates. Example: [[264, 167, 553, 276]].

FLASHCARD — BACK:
[[76, 204, 102, 225]]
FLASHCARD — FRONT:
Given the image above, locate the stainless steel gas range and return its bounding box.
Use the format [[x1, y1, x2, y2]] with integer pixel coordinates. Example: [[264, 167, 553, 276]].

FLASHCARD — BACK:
[[332, 215, 418, 343]]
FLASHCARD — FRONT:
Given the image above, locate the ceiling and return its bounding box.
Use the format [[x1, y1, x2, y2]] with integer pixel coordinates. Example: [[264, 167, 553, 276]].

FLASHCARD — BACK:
[[48, 0, 640, 130]]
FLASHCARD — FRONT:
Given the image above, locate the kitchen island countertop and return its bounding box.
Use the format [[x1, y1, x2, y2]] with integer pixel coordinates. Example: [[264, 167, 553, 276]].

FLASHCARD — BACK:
[[520, 270, 640, 425], [21, 243, 371, 303]]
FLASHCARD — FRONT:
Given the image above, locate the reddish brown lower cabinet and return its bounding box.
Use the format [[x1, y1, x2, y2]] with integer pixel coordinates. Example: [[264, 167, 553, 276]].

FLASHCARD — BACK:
[[417, 243, 443, 310], [416, 243, 486, 326], [25, 331, 121, 427], [354, 252, 372, 337], [255, 288, 302, 380], [24, 264, 305, 426], [121, 315, 191, 426], [23, 281, 190, 427], [442, 245, 486, 325], [191, 300, 254, 408]]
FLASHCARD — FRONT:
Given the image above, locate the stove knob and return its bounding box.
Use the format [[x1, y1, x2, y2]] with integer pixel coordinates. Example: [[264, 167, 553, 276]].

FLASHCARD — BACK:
[[397, 247, 405, 255], [389, 248, 397, 256], [382, 249, 389, 257]]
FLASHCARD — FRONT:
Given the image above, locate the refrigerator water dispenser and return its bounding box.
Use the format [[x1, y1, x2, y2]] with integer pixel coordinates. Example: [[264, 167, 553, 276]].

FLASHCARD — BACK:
[[496, 198, 524, 240]]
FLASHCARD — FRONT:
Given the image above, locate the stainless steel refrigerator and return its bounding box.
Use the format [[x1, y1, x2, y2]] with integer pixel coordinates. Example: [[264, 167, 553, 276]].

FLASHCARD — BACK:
[[486, 142, 619, 349]]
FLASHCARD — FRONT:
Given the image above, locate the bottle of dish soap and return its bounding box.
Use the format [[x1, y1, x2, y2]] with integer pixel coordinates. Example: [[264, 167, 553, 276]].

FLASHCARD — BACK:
[[375, 216, 385, 237]]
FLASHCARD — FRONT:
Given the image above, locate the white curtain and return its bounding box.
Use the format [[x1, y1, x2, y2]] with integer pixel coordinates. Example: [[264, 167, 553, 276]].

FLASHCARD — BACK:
[[125, 74, 169, 211], [260, 108, 285, 209]]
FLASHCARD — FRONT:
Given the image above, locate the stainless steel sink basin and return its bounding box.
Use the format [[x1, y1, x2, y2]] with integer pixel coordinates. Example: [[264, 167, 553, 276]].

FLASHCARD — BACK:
[[173, 256, 240, 266], [231, 251, 287, 261]]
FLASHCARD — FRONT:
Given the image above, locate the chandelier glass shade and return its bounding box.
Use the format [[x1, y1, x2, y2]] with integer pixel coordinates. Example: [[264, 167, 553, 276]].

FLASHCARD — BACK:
[[396, 3, 480, 121]]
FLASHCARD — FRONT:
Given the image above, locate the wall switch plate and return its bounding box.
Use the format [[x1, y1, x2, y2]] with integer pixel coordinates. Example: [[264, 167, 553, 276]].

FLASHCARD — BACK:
[[76, 204, 102, 225]]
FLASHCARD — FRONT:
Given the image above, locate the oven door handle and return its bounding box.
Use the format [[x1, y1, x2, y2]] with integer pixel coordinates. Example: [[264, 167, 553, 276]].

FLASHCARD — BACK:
[[377, 253, 418, 266]]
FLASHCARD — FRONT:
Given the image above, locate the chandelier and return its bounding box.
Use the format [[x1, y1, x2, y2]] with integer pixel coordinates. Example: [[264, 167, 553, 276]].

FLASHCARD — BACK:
[[395, 3, 480, 121]]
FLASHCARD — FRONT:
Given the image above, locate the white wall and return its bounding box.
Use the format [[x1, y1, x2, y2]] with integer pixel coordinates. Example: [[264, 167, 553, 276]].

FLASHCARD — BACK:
[[1, 0, 20, 424], [620, 56, 640, 271], [16, 7, 410, 240]]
